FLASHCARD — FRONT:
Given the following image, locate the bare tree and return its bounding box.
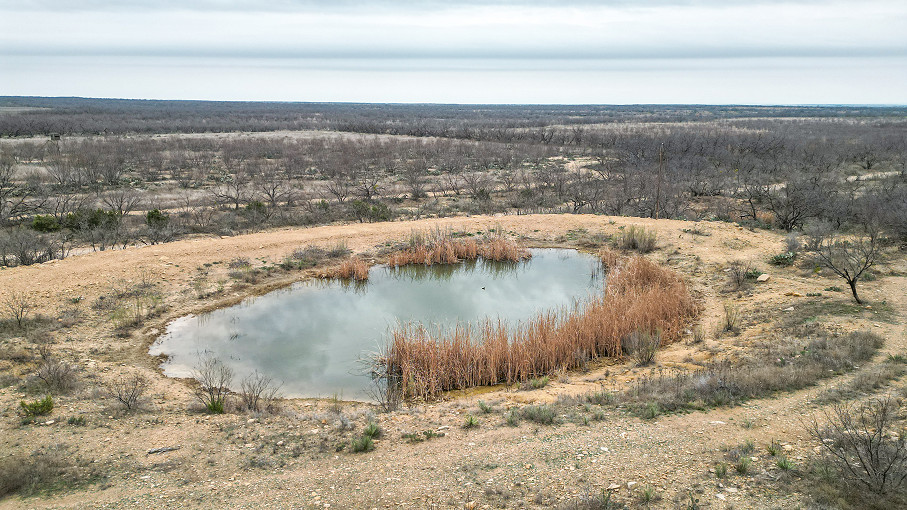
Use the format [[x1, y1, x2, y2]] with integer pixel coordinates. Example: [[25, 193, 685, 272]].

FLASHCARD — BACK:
[[813, 228, 880, 304], [3, 291, 33, 328]]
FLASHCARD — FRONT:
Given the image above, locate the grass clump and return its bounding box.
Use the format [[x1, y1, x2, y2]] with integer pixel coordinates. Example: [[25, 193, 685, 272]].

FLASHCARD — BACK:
[[323, 257, 370, 281], [527, 376, 550, 390], [714, 462, 728, 478], [521, 405, 557, 425], [504, 411, 520, 427], [477, 400, 493, 414], [20, 395, 54, 417], [614, 226, 657, 253], [776, 457, 795, 471], [463, 414, 479, 429], [363, 421, 382, 439], [351, 435, 374, 453], [735, 457, 752, 474], [387, 228, 530, 268]]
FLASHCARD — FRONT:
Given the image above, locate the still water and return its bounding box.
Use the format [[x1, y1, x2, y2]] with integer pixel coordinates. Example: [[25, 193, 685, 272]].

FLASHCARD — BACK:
[[150, 248, 602, 400]]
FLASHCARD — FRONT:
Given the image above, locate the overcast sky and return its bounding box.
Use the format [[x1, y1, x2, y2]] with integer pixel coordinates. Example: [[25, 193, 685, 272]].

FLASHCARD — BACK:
[[1, 1, 905, 103]]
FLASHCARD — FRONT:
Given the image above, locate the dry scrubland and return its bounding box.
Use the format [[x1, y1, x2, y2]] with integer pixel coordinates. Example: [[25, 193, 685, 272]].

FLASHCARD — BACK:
[[0, 100, 906, 509]]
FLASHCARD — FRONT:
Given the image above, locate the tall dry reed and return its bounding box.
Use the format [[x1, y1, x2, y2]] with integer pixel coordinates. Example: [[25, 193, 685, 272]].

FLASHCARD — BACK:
[[387, 228, 530, 268], [383, 253, 699, 400]]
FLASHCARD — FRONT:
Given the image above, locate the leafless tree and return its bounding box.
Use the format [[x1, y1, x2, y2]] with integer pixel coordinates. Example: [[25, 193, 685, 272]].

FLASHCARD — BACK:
[[813, 227, 880, 304], [3, 291, 33, 328]]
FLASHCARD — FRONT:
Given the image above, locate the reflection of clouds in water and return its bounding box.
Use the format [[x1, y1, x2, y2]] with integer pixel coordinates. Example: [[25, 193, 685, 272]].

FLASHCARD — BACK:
[[153, 248, 601, 399]]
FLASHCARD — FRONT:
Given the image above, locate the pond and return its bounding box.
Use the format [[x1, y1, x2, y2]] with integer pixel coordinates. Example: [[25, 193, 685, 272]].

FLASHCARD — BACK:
[[150, 248, 604, 400]]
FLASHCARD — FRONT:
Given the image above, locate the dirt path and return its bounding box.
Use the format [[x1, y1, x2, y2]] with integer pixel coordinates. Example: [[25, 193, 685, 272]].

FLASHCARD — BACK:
[[1, 214, 902, 509]]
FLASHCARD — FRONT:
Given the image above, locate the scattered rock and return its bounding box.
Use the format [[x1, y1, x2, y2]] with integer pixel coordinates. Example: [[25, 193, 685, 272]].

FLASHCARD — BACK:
[[756, 273, 770, 282], [784, 291, 803, 297], [147, 446, 181, 455], [627, 482, 637, 489], [606, 483, 620, 491]]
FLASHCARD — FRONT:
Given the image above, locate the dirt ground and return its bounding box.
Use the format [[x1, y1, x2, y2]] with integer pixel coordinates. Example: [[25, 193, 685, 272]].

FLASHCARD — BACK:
[[0, 213, 904, 509]]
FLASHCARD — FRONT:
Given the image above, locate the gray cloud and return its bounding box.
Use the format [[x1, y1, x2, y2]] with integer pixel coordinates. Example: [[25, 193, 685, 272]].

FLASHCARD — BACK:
[[0, 0, 837, 12]]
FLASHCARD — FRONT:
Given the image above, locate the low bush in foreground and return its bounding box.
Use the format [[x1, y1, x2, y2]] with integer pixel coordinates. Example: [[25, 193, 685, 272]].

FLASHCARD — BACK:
[[0, 444, 102, 497]]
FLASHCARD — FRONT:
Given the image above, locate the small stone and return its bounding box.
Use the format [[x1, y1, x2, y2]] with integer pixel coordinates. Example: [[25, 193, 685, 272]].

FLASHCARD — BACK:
[[44, 420, 55, 425], [756, 274, 770, 282], [783, 306, 795, 312], [716, 493, 726, 501], [627, 482, 637, 489], [606, 484, 620, 491]]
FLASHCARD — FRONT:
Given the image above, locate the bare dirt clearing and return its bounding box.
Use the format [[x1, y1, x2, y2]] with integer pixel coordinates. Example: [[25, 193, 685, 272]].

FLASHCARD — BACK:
[[1, 214, 904, 509]]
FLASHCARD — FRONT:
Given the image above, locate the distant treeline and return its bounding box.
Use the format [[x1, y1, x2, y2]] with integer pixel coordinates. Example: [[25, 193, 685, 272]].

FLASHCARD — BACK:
[[2, 96, 906, 138]]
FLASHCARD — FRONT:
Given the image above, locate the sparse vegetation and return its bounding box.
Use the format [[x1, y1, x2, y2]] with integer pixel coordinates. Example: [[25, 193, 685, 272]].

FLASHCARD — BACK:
[[104, 373, 149, 411], [610, 331, 883, 417], [808, 396, 907, 496], [192, 354, 233, 414], [238, 370, 282, 413], [521, 405, 557, 425]]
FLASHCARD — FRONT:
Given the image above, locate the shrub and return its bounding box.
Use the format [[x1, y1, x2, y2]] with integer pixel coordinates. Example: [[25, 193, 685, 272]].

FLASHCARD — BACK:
[[3, 291, 32, 329], [105, 373, 149, 411], [521, 405, 557, 425], [351, 435, 374, 453], [505, 411, 520, 427], [192, 354, 233, 414], [770, 252, 797, 266], [36, 358, 77, 393], [614, 226, 657, 253], [727, 260, 755, 290], [808, 396, 907, 495], [20, 395, 54, 417], [238, 370, 282, 413], [463, 414, 479, 429], [31, 215, 60, 233], [622, 329, 660, 366]]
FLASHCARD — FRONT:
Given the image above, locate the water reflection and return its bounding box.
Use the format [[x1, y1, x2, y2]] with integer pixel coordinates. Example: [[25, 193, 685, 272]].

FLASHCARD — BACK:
[[150, 248, 602, 400]]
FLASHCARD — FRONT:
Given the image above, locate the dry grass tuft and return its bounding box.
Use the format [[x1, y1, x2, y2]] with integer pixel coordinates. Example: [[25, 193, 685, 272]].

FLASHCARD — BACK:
[[321, 257, 370, 281], [383, 253, 699, 400]]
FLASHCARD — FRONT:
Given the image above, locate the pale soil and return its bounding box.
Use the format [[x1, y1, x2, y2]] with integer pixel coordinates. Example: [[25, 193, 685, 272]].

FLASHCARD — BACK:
[[0, 213, 904, 509]]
